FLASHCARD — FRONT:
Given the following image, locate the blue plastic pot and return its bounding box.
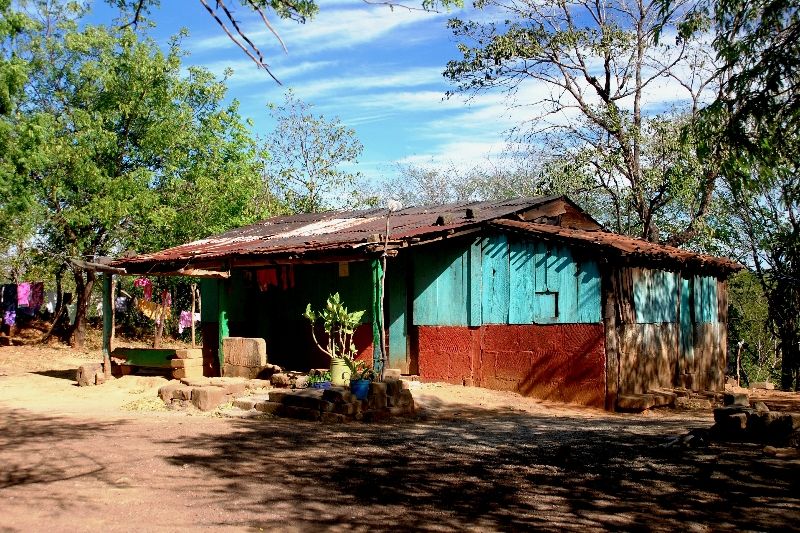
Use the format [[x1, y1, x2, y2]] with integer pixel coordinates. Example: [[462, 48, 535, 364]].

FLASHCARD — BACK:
[[311, 381, 331, 390], [350, 379, 370, 400]]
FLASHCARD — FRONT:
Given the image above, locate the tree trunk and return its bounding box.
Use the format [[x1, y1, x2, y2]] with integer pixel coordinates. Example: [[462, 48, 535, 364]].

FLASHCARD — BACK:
[[71, 269, 95, 350]]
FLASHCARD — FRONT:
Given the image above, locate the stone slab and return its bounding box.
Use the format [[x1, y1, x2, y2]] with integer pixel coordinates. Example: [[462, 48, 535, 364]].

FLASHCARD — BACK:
[[76, 363, 103, 387], [172, 366, 204, 379], [191, 386, 228, 411], [750, 381, 775, 390], [233, 397, 259, 410], [724, 393, 749, 407], [158, 382, 183, 402], [322, 387, 356, 404], [617, 394, 655, 411], [255, 401, 285, 416], [222, 337, 267, 367], [208, 378, 247, 395], [174, 349, 204, 360]]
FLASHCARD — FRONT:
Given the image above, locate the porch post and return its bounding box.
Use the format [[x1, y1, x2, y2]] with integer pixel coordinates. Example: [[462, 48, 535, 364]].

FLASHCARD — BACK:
[[371, 258, 383, 374], [218, 279, 230, 376], [102, 273, 112, 379]]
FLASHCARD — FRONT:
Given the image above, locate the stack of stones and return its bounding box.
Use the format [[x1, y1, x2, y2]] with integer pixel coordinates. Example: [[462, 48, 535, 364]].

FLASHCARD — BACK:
[[232, 376, 415, 423], [170, 348, 216, 379], [158, 376, 269, 411], [713, 393, 800, 447], [222, 337, 278, 379]]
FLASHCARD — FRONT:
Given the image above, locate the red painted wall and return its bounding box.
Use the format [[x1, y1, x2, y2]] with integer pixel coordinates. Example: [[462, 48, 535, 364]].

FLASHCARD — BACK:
[[413, 323, 606, 408]]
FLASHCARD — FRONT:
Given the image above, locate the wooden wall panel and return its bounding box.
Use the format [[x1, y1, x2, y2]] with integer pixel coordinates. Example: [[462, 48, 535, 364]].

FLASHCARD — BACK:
[[509, 239, 535, 324], [468, 238, 482, 327], [555, 246, 579, 323], [387, 255, 408, 371], [482, 233, 510, 323], [618, 323, 678, 394]]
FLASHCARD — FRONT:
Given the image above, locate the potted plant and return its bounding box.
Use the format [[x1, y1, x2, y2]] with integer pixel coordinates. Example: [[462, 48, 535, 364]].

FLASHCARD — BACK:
[[303, 293, 366, 387], [344, 358, 376, 400], [308, 371, 332, 390]]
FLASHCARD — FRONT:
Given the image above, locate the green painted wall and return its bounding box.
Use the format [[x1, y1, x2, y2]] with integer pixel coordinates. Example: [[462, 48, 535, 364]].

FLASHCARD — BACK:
[[633, 268, 679, 323]]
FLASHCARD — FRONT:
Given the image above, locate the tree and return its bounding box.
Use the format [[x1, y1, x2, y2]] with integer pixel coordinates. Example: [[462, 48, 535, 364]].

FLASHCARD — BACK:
[[443, 0, 724, 246], [264, 90, 363, 214], [7, 1, 268, 348]]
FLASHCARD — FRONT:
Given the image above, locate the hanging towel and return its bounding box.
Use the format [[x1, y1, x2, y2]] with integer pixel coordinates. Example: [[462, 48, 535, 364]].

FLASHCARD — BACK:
[[29, 282, 44, 308], [115, 296, 129, 313], [136, 298, 170, 324], [45, 291, 57, 313], [1, 285, 17, 313], [17, 282, 31, 307], [256, 268, 279, 291], [66, 303, 77, 325], [178, 311, 201, 333], [279, 265, 295, 290]]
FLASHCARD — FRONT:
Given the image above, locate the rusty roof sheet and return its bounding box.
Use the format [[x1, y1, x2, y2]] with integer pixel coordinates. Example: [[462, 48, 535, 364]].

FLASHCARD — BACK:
[[113, 196, 561, 269], [491, 219, 744, 273]]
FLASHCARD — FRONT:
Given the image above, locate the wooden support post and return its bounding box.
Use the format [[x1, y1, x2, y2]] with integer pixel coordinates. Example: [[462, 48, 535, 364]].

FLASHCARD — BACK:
[[736, 341, 744, 387], [602, 265, 619, 412], [218, 279, 230, 375], [191, 282, 196, 349], [102, 273, 112, 380], [372, 258, 383, 375], [110, 276, 116, 351]]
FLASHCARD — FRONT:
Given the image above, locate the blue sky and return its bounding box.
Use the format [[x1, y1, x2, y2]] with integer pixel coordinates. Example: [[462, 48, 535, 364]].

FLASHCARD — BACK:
[[89, 0, 521, 184], [86, 0, 700, 186]]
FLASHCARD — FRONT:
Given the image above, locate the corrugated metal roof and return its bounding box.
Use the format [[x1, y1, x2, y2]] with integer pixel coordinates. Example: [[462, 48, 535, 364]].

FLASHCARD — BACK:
[[113, 196, 561, 271], [490, 219, 744, 274]]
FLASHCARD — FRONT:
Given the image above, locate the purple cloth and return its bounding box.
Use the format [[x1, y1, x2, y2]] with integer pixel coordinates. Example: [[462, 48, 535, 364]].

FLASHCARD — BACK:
[[4, 310, 15, 326], [178, 311, 201, 333]]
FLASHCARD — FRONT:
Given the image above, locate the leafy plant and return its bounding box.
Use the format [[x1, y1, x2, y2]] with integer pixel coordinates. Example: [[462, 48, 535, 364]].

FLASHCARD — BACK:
[[307, 371, 331, 384], [303, 292, 365, 360], [343, 357, 376, 382]]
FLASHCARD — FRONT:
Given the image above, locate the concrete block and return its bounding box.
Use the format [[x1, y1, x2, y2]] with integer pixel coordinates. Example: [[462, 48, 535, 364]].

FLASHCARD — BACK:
[[322, 387, 356, 404], [617, 394, 655, 411], [648, 390, 677, 407], [233, 397, 259, 410], [727, 412, 748, 431], [383, 368, 401, 380], [284, 406, 321, 421], [255, 401, 285, 416], [244, 379, 271, 390], [222, 337, 267, 367], [76, 363, 103, 387], [174, 349, 203, 360], [724, 393, 749, 407], [368, 393, 387, 410], [271, 373, 292, 388], [180, 377, 213, 387], [321, 412, 344, 424], [172, 366, 204, 379], [332, 402, 356, 415], [389, 405, 414, 417], [283, 389, 325, 410], [753, 402, 770, 412], [158, 382, 183, 402], [750, 381, 775, 390], [369, 382, 387, 395], [191, 386, 228, 411], [388, 390, 413, 408]]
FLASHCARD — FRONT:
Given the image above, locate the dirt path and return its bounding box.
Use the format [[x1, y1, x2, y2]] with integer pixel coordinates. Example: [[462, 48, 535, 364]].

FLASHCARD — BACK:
[[1, 345, 799, 532]]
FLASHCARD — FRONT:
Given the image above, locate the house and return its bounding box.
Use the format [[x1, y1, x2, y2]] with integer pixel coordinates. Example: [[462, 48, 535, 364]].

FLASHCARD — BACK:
[[111, 196, 742, 410]]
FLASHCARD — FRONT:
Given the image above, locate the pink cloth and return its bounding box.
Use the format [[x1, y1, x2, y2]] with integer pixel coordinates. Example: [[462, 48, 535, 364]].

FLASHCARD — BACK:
[[134, 277, 153, 300], [29, 282, 44, 308], [178, 311, 201, 333], [17, 282, 30, 307]]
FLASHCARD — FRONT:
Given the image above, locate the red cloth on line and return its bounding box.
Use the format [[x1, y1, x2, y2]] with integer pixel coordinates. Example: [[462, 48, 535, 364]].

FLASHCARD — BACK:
[[256, 268, 279, 291]]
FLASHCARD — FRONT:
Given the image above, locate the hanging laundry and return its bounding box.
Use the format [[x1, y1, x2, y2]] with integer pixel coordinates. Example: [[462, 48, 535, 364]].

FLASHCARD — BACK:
[[17, 282, 31, 307], [133, 277, 153, 301], [136, 298, 170, 324], [278, 265, 296, 290], [66, 304, 77, 325], [114, 296, 129, 313], [96, 301, 103, 317], [160, 290, 172, 307], [29, 282, 44, 309], [178, 310, 201, 333], [4, 310, 15, 326], [1, 284, 17, 314], [45, 291, 57, 313], [18, 306, 36, 316], [256, 268, 279, 291]]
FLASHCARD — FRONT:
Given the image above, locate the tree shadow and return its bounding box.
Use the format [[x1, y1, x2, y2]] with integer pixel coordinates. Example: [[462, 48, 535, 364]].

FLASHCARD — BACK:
[[158, 405, 800, 532], [31, 369, 78, 382]]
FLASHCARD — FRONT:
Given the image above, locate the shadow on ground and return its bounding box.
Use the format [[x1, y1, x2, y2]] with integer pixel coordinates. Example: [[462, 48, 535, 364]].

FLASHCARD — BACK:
[[159, 401, 800, 532], [31, 369, 78, 382]]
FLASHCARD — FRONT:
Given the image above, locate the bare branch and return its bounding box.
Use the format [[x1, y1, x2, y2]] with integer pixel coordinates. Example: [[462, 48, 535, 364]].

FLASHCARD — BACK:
[[246, 0, 288, 54]]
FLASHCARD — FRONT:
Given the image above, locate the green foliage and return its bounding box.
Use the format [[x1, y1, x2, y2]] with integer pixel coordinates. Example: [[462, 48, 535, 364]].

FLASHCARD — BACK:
[[264, 89, 363, 213], [307, 370, 331, 384], [728, 270, 780, 385], [343, 357, 375, 381], [303, 292, 365, 360]]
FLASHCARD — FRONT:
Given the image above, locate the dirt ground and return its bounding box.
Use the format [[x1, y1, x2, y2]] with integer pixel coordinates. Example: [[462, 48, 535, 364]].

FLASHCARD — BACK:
[[1, 343, 799, 533]]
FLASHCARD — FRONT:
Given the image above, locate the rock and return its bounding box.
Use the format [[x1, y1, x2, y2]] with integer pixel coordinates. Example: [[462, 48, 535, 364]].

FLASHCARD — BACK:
[[363, 410, 390, 422], [158, 382, 184, 402], [233, 397, 259, 410], [321, 412, 344, 424], [222, 337, 267, 367], [191, 386, 228, 411], [170, 357, 205, 368], [368, 393, 387, 410], [271, 373, 292, 388], [322, 387, 356, 404], [224, 364, 266, 379], [76, 363, 103, 387], [180, 377, 213, 387], [750, 381, 775, 390], [723, 393, 749, 407], [754, 402, 770, 412], [369, 382, 387, 395], [332, 402, 356, 415], [675, 396, 713, 410], [244, 379, 271, 390], [617, 394, 655, 411], [174, 348, 203, 360], [646, 389, 677, 407], [389, 405, 414, 417], [255, 401, 285, 416], [385, 379, 403, 396], [284, 406, 321, 421], [293, 376, 309, 389], [95, 371, 107, 385], [383, 368, 401, 380], [283, 389, 325, 410], [172, 386, 194, 401], [208, 377, 247, 395]]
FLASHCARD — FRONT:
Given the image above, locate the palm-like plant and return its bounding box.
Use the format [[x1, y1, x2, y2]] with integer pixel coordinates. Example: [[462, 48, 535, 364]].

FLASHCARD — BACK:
[[303, 293, 365, 361]]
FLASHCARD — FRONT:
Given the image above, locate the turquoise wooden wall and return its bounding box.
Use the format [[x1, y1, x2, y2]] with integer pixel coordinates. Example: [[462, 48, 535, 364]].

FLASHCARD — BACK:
[[694, 275, 719, 323], [631, 270, 719, 325], [412, 232, 602, 326]]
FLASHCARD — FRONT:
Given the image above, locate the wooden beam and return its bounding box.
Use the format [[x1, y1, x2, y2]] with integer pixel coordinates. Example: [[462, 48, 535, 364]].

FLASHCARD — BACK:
[[102, 274, 113, 380], [70, 258, 127, 274]]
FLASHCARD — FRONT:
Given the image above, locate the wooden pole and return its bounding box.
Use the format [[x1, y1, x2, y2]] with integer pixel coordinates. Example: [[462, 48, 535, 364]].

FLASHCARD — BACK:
[[191, 282, 196, 349], [218, 280, 229, 376], [736, 341, 744, 387], [102, 274, 112, 380], [110, 276, 116, 351]]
